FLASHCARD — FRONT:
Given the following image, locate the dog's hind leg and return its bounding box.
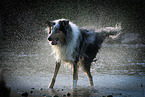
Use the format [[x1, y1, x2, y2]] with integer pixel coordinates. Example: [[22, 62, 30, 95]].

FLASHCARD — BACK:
[[72, 61, 79, 89], [81, 63, 94, 86], [49, 61, 61, 89], [84, 69, 94, 86]]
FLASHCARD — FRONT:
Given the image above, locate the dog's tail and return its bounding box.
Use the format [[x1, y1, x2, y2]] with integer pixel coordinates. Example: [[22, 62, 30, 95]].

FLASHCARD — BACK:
[[96, 23, 122, 39]]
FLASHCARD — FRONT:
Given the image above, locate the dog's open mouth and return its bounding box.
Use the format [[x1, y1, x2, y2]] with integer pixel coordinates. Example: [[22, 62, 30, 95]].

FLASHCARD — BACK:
[[50, 38, 58, 45], [51, 40, 58, 45]]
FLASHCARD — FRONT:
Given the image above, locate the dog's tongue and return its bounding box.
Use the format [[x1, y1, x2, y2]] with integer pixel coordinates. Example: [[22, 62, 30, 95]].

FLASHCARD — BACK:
[[52, 40, 58, 45]]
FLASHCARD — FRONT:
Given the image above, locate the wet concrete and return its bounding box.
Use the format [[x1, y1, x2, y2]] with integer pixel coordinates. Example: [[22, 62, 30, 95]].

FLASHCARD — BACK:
[[0, 40, 145, 97]]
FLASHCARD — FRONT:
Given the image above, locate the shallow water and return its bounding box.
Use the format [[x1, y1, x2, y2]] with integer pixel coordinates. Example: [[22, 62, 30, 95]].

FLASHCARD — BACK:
[[0, 40, 145, 96]]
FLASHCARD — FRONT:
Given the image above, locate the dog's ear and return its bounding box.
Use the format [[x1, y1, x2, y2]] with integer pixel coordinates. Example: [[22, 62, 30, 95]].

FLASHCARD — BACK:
[[60, 20, 69, 27], [45, 21, 55, 27]]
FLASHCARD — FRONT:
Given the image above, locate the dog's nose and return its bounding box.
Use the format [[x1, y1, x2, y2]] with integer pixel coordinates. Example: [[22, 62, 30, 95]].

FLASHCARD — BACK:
[[48, 36, 52, 41]]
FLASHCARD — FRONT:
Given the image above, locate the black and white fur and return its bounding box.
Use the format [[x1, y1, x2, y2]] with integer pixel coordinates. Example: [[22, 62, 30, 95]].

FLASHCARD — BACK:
[[45, 19, 121, 89]]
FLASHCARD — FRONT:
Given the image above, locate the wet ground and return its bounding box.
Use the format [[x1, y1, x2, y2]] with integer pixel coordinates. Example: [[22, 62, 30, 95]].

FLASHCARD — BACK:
[[0, 39, 145, 97]]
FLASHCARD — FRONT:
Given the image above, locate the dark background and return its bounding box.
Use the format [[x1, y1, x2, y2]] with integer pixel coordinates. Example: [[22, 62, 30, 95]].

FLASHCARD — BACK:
[[0, 1, 145, 96], [0, 0, 145, 43]]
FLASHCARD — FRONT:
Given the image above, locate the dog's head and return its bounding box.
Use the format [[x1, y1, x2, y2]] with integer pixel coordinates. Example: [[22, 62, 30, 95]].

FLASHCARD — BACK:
[[46, 19, 72, 45]]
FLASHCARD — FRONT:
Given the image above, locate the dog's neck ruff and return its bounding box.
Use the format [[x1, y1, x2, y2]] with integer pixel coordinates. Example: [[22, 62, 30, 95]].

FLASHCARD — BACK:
[[51, 20, 80, 63]]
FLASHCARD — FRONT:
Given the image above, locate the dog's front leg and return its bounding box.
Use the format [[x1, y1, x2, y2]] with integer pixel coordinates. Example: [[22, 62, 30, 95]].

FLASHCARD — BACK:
[[72, 61, 79, 89], [49, 61, 61, 89]]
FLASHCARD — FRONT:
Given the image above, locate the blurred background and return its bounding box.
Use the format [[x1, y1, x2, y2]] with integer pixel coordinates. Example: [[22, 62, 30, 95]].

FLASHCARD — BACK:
[[0, 0, 145, 43]]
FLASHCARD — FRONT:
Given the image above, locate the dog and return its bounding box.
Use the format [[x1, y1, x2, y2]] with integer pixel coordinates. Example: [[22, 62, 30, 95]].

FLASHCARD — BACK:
[[45, 19, 121, 89]]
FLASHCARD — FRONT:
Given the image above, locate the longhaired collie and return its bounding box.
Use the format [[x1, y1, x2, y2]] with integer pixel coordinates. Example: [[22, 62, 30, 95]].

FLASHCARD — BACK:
[[45, 19, 121, 89]]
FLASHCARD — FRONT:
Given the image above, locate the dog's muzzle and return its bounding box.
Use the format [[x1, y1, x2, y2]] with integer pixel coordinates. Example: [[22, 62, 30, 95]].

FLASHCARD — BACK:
[[48, 36, 58, 45]]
